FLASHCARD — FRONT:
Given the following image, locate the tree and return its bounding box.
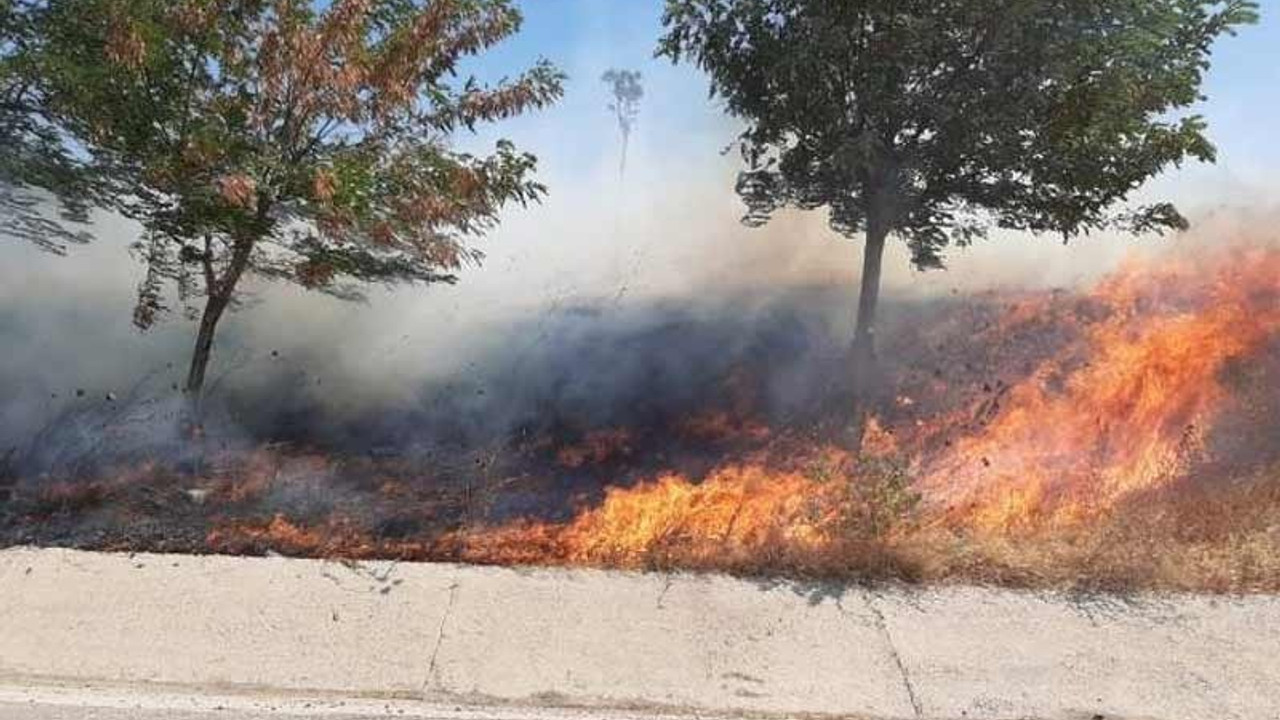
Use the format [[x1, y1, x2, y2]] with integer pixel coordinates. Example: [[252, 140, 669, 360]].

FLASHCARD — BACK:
[[4, 0, 563, 402], [601, 68, 643, 177], [1, 0, 97, 254], [659, 0, 1257, 443]]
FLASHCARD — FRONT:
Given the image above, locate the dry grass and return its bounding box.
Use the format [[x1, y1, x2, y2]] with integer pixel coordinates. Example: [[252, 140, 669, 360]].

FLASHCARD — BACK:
[[775, 462, 1280, 593], [6, 449, 1279, 594], [443, 460, 1280, 594]]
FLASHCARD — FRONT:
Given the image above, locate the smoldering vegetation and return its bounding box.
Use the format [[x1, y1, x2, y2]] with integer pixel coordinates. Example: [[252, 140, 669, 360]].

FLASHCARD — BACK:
[[3, 203, 1279, 593], [3, 281, 866, 479], [0, 165, 1164, 478], [0, 279, 867, 552]]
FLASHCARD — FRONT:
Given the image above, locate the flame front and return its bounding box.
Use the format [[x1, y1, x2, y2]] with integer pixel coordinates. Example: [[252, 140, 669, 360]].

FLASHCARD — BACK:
[[452, 458, 858, 569], [447, 240, 1280, 573], [27, 236, 1277, 590], [922, 244, 1280, 530]]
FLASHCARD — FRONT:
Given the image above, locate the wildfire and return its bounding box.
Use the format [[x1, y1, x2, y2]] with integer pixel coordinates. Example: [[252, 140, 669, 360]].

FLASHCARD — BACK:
[[453, 458, 849, 569], [9, 235, 1279, 590], [922, 244, 1280, 530], [207, 513, 397, 559], [556, 428, 633, 468], [451, 239, 1280, 563]]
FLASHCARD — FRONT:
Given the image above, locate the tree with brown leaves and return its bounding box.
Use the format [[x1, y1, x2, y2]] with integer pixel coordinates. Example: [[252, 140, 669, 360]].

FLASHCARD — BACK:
[[4, 0, 563, 403]]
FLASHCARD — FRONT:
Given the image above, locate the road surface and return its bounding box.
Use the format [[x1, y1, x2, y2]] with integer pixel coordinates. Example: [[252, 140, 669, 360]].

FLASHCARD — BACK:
[[2, 547, 1278, 719]]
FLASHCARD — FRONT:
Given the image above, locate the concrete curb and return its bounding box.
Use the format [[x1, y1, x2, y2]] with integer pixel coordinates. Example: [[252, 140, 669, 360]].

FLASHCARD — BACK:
[[0, 678, 753, 720], [1, 547, 1277, 720]]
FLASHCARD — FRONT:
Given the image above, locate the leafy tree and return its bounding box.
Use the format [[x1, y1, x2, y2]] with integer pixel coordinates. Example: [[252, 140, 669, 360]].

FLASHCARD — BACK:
[[659, 0, 1257, 441], [4, 0, 563, 400], [1, 0, 59, 185], [1, 0, 97, 254], [601, 68, 643, 177]]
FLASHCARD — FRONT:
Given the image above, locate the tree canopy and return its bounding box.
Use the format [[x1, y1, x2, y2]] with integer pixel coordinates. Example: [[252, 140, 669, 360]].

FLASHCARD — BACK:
[[2, 0, 98, 253], [660, 0, 1258, 269], [3, 0, 563, 392], [660, 0, 1257, 447]]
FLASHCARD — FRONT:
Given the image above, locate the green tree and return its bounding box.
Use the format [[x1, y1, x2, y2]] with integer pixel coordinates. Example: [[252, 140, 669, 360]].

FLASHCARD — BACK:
[[4, 0, 563, 401], [1, 0, 98, 254], [659, 0, 1257, 444]]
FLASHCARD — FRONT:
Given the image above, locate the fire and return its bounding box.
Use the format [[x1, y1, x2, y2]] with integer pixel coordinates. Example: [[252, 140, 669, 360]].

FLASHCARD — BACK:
[[454, 460, 848, 569], [923, 244, 1280, 530], [9, 234, 1279, 590], [556, 429, 633, 468], [453, 240, 1280, 564], [676, 411, 772, 443], [207, 513, 385, 558]]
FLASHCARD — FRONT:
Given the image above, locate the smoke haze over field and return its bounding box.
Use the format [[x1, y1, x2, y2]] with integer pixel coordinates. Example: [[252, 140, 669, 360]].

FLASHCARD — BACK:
[[3, 183, 1276, 469], [1, 1, 1277, 463]]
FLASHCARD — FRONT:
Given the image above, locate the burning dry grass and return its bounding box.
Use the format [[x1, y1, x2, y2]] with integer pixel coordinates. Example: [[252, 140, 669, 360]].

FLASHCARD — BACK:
[[441, 456, 1280, 592], [431, 238, 1280, 589], [4, 235, 1279, 593], [450, 460, 847, 570], [897, 463, 1280, 593], [920, 244, 1280, 530], [190, 456, 1280, 592]]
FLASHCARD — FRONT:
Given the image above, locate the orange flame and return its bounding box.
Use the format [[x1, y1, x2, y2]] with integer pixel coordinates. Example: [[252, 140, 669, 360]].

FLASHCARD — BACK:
[[183, 237, 1280, 587], [923, 244, 1280, 529], [454, 241, 1280, 561], [453, 460, 848, 569]]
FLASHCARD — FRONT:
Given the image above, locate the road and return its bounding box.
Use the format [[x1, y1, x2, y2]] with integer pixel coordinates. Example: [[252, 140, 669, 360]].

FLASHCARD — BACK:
[[0, 682, 726, 720], [2, 547, 1278, 720]]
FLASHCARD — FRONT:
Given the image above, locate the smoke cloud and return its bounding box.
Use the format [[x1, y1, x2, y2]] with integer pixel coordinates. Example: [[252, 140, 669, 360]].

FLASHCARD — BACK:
[[1, 51, 1274, 475]]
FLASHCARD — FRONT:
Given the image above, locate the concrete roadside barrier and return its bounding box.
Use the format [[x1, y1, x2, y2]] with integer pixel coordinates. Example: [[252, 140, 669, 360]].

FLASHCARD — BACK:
[[1, 547, 1277, 719]]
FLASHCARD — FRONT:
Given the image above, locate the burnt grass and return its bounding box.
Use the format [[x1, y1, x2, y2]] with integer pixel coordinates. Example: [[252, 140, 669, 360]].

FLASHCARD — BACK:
[[2, 288, 1279, 593], [4, 450, 1279, 594]]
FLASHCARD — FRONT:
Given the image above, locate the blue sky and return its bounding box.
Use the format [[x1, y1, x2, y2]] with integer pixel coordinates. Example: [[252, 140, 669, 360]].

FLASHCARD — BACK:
[[423, 0, 1280, 311], [464, 1, 730, 178], [1162, 0, 1280, 201], [464, 0, 1279, 207]]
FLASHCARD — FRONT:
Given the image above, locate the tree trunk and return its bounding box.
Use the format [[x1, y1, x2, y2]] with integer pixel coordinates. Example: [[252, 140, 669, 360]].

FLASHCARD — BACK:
[[183, 238, 255, 402], [854, 213, 889, 369], [847, 199, 891, 450], [184, 291, 232, 397], [619, 130, 630, 179]]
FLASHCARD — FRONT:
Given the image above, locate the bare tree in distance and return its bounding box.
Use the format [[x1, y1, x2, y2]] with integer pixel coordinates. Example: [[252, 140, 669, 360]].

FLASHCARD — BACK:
[[602, 69, 643, 178]]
